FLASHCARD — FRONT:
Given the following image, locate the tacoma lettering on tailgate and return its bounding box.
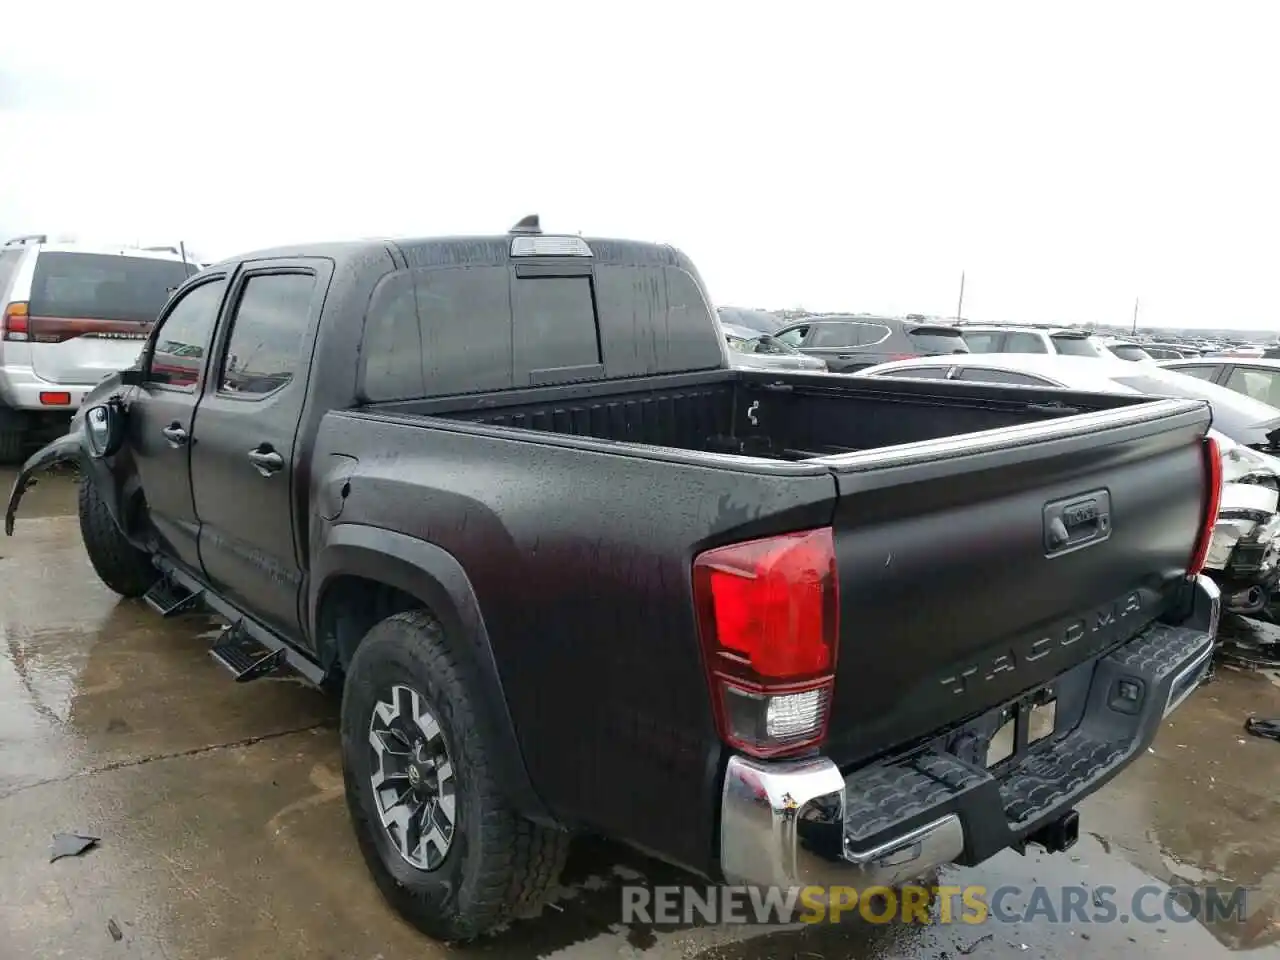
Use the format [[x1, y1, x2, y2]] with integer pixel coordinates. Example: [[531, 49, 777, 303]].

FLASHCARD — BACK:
[[940, 591, 1143, 696]]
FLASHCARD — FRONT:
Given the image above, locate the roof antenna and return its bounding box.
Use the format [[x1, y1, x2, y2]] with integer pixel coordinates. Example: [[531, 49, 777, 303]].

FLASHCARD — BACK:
[[509, 214, 541, 235]]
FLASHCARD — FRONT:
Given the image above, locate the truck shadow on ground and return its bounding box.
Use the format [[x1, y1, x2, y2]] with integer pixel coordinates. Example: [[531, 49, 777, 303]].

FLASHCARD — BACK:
[[471, 837, 933, 960]]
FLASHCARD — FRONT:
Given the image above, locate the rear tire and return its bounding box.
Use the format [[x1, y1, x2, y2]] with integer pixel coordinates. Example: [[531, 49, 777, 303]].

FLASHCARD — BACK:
[[341, 610, 569, 942], [78, 480, 158, 597]]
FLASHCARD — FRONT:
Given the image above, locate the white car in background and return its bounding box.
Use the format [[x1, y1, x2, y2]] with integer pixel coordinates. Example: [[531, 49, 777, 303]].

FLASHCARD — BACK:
[[855, 353, 1280, 614], [0, 235, 200, 461], [957, 324, 1111, 358]]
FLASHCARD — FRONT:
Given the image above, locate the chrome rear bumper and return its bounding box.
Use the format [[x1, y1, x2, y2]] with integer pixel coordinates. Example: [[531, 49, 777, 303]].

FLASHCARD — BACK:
[[719, 574, 1220, 892]]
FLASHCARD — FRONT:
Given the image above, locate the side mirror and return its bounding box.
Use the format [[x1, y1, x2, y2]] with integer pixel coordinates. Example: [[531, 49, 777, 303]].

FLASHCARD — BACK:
[[84, 404, 125, 459]]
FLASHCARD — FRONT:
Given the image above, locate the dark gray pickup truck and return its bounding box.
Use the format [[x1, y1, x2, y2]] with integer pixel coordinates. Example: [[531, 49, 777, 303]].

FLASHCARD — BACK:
[[6, 218, 1223, 941]]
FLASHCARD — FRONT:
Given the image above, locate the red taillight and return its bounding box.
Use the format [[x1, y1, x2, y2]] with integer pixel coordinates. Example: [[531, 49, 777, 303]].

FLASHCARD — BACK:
[[1187, 436, 1224, 577], [693, 527, 839, 758], [39, 391, 71, 406], [2, 302, 29, 341]]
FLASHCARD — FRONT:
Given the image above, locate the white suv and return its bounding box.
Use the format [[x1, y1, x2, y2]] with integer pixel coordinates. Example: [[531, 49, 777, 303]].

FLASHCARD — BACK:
[[0, 236, 199, 462], [957, 325, 1111, 358]]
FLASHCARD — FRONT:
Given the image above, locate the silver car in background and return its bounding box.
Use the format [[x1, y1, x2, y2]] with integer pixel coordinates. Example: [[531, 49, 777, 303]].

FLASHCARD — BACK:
[[854, 353, 1280, 614], [721, 322, 828, 373]]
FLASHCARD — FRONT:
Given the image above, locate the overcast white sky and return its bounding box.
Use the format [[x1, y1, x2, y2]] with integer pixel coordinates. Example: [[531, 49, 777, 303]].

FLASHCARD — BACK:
[[2, 1, 1278, 330]]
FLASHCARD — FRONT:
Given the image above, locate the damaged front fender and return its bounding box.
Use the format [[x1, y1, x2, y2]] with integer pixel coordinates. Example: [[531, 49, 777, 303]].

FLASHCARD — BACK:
[[5, 398, 131, 537]]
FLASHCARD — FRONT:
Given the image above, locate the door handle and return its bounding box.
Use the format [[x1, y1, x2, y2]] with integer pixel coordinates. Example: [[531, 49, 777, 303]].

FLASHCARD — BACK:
[[161, 423, 188, 447], [247, 446, 284, 477]]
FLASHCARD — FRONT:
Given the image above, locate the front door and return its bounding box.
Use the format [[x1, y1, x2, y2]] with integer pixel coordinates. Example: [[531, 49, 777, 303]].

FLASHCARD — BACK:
[[190, 260, 330, 642], [128, 275, 229, 573]]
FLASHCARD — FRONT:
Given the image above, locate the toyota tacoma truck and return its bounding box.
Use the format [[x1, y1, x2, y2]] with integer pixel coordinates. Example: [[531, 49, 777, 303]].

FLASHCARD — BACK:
[[6, 217, 1223, 942]]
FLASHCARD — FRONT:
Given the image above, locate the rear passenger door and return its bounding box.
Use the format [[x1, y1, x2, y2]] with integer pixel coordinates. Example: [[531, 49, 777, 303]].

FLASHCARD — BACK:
[[1223, 364, 1280, 407], [804, 322, 868, 372], [189, 260, 332, 640]]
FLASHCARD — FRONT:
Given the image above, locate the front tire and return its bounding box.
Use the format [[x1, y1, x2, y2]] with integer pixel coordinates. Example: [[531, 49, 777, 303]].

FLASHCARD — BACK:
[[78, 480, 158, 597], [341, 610, 568, 942]]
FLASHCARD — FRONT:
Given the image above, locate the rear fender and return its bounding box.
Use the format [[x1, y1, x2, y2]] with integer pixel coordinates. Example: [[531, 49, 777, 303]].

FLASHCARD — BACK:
[[311, 524, 553, 823], [4, 397, 133, 538]]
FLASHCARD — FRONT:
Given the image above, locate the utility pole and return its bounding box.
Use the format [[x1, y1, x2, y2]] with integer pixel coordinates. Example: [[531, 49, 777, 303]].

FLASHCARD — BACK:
[[1131, 297, 1139, 336], [956, 271, 966, 321]]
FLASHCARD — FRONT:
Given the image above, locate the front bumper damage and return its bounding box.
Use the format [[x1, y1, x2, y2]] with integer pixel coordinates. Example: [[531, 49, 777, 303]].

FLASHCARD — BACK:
[[719, 575, 1220, 893]]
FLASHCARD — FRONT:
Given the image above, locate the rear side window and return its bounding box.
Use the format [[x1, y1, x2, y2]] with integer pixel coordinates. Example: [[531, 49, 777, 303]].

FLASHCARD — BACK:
[[874, 366, 950, 380], [955, 367, 1053, 386], [0, 249, 22, 299], [808, 323, 859, 348], [511, 274, 602, 378], [1003, 331, 1048, 353], [1171, 364, 1218, 381], [907, 328, 968, 353], [30, 252, 196, 323], [1051, 334, 1103, 357], [219, 273, 316, 396], [1226, 367, 1280, 406], [960, 331, 1003, 353]]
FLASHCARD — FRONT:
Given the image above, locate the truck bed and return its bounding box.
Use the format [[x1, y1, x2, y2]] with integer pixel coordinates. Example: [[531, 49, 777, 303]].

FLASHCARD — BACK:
[[323, 370, 1211, 871], [368, 368, 1150, 461]]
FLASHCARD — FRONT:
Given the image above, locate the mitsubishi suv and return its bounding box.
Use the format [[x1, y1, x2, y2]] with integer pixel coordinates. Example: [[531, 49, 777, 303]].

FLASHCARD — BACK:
[[0, 235, 199, 461]]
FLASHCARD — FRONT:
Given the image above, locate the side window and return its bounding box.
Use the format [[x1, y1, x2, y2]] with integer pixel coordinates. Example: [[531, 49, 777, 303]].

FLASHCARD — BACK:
[[361, 272, 423, 401], [1173, 364, 1219, 382], [961, 332, 1004, 353], [147, 278, 227, 390], [1225, 367, 1280, 406], [955, 367, 1053, 386], [874, 366, 950, 380], [219, 273, 315, 397], [808, 323, 859, 348], [775, 326, 807, 347], [1003, 332, 1048, 354], [511, 274, 602, 377], [851, 323, 892, 346]]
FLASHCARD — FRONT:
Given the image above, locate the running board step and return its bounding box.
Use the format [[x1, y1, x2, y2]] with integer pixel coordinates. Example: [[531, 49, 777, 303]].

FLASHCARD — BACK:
[[143, 578, 202, 618], [209, 623, 287, 682]]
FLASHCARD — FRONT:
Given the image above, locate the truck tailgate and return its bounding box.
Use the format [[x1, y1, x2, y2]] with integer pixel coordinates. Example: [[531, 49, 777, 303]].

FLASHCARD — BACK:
[[819, 398, 1213, 767]]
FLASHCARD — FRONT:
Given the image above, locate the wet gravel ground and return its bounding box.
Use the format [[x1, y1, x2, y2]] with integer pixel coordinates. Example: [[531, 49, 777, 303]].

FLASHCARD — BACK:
[[1, 469, 1278, 959]]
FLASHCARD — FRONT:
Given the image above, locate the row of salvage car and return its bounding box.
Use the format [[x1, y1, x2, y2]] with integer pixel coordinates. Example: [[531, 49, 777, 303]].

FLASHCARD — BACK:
[[857, 353, 1280, 618], [717, 314, 1280, 621]]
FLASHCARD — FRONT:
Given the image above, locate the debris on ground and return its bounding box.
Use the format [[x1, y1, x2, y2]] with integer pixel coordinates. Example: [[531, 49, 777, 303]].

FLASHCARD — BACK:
[[958, 933, 994, 954], [1245, 717, 1280, 742], [107, 918, 123, 942], [49, 832, 100, 862], [1217, 614, 1280, 669]]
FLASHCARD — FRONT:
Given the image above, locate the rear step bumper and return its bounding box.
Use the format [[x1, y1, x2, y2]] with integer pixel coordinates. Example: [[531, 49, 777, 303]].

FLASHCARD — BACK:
[[719, 574, 1220, 893]]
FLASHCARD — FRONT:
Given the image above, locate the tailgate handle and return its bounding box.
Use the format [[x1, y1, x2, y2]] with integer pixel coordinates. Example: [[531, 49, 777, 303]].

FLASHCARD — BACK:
[[1044, 490, 1112, 556]]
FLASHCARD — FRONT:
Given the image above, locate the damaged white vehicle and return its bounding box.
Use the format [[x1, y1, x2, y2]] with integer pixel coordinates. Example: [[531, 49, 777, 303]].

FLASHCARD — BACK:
[[854, 354, 1280, 614], [1211, 434, 1280, 613]]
